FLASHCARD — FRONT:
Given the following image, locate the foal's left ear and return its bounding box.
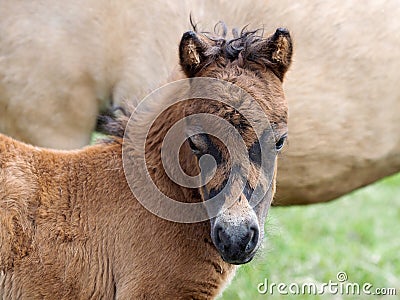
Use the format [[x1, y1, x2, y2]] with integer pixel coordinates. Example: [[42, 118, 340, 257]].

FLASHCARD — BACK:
[[257, 28, 293, 81], [179, 31, 210, 77]]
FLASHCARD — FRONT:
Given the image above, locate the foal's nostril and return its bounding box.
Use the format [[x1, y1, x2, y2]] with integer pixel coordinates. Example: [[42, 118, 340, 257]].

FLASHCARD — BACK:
[[216, 225, 231, 251], [246, 225, 259, 253]]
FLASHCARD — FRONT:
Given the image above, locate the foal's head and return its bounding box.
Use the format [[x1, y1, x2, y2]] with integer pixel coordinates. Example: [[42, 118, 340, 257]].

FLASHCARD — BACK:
[[179, 26, 292, 264]]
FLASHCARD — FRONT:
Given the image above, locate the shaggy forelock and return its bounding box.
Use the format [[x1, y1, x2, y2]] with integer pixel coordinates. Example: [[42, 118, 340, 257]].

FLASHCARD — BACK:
[[194, 21, 266, 63]]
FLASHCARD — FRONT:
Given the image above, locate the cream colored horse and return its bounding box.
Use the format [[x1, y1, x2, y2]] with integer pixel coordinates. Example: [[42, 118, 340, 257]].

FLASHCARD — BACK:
[[0, 0, 399, 204]]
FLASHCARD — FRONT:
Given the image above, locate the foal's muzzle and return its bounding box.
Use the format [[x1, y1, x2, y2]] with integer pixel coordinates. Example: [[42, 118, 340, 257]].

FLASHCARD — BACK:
[[212, 219, 260, 265]]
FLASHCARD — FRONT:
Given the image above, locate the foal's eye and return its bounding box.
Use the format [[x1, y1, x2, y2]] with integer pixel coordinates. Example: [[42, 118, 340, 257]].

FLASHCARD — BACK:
[[275, 135, 287, 151]]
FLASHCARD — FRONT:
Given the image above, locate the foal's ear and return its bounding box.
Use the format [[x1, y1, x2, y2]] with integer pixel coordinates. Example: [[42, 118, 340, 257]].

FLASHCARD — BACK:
[[256, 28, 293, 81], [179, 31, 210, 77]]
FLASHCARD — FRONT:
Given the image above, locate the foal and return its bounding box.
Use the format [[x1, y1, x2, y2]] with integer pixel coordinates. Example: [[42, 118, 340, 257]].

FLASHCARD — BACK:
[[0, 26, 292, 299]]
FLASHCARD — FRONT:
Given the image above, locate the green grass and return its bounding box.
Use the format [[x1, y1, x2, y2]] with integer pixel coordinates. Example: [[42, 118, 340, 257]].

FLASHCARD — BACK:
[[91, 131, 107, 144], [220, 173, 400, 299]]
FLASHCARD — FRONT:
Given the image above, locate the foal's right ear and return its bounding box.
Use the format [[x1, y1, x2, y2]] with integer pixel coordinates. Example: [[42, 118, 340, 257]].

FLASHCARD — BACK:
[[179, 31, 209, 77]]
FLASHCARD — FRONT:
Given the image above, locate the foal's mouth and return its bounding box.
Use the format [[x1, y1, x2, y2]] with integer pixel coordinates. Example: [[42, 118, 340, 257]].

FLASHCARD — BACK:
[[220, 250, 257, 265]]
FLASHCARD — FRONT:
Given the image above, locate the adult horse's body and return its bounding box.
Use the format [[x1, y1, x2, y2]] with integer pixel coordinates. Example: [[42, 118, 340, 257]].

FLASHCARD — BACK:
[[0, 0, 399, 204]]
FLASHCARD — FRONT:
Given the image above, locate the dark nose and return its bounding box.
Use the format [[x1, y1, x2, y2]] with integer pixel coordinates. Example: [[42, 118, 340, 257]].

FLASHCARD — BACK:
[[212, 221, 259, 264]]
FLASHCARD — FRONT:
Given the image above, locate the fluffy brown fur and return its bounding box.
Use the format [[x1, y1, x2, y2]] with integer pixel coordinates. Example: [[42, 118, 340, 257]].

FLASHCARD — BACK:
[[0, 26, 292, 298], [0, 134, 233, 299]]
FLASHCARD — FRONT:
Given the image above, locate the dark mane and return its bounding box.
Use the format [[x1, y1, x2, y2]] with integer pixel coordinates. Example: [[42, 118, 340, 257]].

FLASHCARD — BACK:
[[196, 21, 266, 63], [96, 106, 129, 139]]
